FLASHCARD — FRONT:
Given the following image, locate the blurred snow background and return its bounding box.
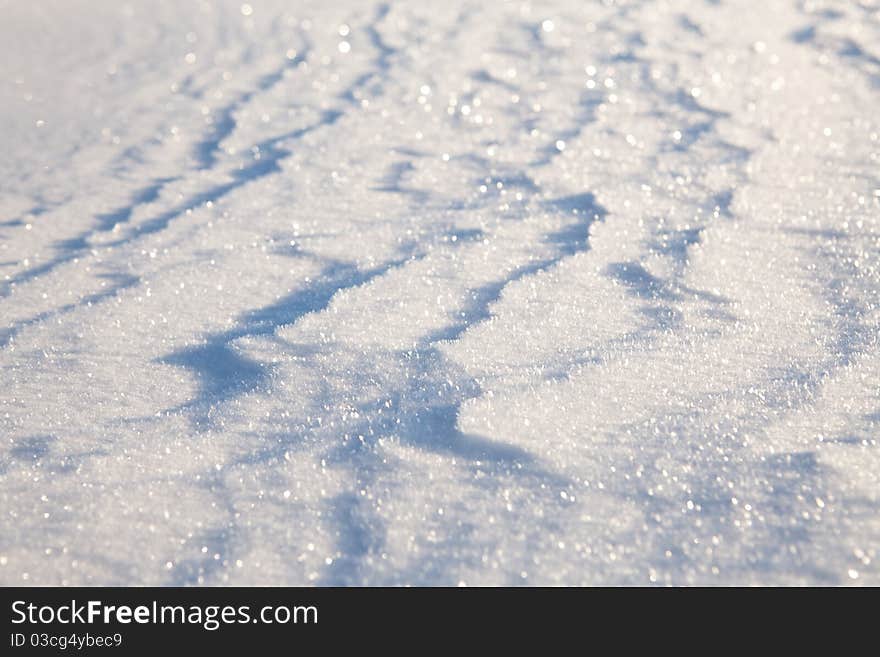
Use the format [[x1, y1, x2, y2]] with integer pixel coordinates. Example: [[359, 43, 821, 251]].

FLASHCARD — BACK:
[[1, 0, 878, 585]]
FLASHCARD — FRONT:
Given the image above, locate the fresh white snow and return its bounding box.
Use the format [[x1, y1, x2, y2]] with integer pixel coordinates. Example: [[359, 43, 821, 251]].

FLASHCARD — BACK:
[[1, 0, 878, 585]]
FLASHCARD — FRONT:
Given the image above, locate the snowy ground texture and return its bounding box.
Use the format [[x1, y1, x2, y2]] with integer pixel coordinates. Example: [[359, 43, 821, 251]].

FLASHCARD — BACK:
[[1, 0, 879, 586]]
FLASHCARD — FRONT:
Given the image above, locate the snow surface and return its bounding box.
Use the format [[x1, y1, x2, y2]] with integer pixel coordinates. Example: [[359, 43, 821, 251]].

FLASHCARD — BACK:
[[1, 0, 878, 586]]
